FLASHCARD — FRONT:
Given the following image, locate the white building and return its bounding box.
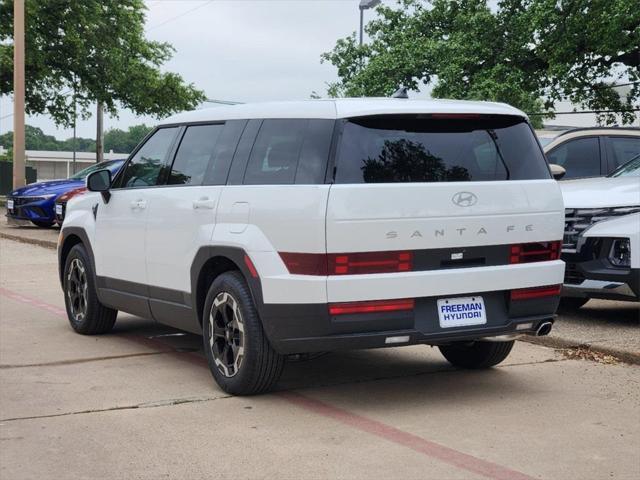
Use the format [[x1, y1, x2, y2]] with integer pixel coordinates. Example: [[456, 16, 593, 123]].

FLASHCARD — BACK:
[[7, 149, 128, 181]]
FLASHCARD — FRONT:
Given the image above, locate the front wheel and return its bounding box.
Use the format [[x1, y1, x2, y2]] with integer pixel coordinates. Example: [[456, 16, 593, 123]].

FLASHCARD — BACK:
[[203, 271, 284, 395], [439, 340, 514, 369], [63, 244, 117, 334], [32, 220, 54, 228]]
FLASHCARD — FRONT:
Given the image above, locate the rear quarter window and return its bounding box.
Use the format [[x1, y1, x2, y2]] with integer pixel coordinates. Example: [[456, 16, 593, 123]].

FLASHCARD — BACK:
[[334, 115, 550, 183]]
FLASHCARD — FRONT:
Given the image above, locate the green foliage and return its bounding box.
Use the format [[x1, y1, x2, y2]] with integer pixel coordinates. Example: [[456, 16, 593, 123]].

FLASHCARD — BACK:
[[0, 123, 150, 153], [104, 124, 152, 152], [322, 0, 640, 126], [0, 0, 206, 127]]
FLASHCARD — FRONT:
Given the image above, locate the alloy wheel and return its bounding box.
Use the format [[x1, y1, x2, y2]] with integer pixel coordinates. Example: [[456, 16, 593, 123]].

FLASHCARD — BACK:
[[67, 258, 88, 322], [208, 292, 245, 377]]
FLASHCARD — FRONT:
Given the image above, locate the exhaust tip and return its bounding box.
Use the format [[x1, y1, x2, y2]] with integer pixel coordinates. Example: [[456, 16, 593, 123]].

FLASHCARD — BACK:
[[536, 321, 553, 336]]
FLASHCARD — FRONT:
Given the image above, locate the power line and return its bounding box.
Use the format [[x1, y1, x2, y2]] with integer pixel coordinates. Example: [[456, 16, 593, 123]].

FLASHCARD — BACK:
[[147, 0, 215, 30]]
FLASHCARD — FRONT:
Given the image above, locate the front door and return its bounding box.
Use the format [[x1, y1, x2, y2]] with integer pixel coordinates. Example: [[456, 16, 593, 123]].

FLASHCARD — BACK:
[[93, 127, 180, 316]]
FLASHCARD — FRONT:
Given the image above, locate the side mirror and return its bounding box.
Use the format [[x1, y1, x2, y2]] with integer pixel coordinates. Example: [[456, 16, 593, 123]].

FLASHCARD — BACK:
[[87, 169, 111, 202], [549, 164, 566, 180]]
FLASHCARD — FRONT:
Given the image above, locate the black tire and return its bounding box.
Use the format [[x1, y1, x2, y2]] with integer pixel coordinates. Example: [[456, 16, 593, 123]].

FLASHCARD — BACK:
[[32, 220, 54, 228], [63, 244, 117, 335], [439, 340, 514, 369], [558, 297, 589, 312], [202, 271, 284, 395]]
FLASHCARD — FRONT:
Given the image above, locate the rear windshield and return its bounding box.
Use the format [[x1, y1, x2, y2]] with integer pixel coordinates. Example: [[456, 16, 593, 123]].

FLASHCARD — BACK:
[[334, 115, 550, 183]]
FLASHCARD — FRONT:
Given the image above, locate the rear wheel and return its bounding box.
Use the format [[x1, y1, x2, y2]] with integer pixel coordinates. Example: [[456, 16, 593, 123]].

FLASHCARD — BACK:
[[558, 297, 589, 312], [203, 271, 284, 395], [63, 244, 117, 334], [32, 220, 54, 228], [439, 340, 514, 369]]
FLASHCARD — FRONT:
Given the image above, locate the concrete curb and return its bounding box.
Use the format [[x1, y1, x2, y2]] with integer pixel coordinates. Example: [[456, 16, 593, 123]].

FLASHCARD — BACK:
[[0, 232, 57, 250], [522, 335, 640, 366]]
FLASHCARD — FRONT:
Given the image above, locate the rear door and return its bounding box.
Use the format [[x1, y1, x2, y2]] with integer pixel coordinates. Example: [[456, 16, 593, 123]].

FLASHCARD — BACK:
[[325, 114, 564, 302], [144, 121, 245, 332], [93, 126, 179, 317]]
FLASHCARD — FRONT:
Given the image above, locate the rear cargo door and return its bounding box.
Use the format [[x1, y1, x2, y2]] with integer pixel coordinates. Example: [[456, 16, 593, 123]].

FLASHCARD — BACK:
[[325, 114, 564, 301]]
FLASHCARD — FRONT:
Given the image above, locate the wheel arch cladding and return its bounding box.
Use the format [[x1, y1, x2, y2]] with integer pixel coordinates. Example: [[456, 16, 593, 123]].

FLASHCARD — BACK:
[[58, 228, 94, 286], [191, 246, 265, 328]]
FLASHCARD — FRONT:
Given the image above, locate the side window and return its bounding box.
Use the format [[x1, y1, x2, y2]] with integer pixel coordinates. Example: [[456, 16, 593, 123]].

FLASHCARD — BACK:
[[295, 119, 334, 184], [168, 124, 224, 186], [116, 127, 179, 188], [606, 136, 640, 170], [546, 137, 600, 179], [243, 119, 307, 185], [203, 120, 247, 185]]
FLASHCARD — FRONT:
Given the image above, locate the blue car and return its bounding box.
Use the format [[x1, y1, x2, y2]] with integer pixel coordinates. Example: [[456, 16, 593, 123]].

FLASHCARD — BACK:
[[6, 159, 125, 228]]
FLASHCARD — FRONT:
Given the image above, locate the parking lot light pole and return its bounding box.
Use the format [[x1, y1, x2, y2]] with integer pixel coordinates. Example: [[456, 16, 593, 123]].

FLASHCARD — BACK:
[[359, 0, 381, 47]]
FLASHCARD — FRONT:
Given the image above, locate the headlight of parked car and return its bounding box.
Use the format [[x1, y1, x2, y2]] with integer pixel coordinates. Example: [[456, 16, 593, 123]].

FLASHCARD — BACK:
[[609, 238, 631, 268]]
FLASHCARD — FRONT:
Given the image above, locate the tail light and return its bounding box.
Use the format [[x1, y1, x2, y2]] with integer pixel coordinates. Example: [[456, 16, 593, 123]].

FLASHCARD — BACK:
[[57, 186, 87, 203], [510, 241, 561, 264], [279, 251, 413, 276], [510, 284, 561, 301], [329, 298, 415, 315]]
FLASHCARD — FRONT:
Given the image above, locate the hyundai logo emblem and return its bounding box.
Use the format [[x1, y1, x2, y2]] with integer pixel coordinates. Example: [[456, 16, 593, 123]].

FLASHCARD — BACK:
[[452, 191, 478, 207]]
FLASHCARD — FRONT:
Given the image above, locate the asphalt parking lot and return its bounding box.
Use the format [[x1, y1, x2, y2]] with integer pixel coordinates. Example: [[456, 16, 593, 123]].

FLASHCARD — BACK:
[[1, 235, 639, 479]]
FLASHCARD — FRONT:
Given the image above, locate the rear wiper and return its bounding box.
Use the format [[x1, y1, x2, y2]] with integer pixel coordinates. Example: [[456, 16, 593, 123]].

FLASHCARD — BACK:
[[487, 129, 511, 180]]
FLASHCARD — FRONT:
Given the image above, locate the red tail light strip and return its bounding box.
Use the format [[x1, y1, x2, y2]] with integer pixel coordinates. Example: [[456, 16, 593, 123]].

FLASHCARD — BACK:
[[329, 298, 415, 316], [279, 251, 413, 276], [510, 284, 561, 301], [510, 241, 561, 264]]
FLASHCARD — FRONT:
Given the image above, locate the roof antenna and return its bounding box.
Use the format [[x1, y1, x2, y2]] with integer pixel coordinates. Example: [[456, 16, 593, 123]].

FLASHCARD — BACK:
[[391, 87, 409, 99]]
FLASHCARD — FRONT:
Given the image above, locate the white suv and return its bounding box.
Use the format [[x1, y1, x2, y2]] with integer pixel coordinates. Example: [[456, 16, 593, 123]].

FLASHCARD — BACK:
[[58, 99, 565, 395]]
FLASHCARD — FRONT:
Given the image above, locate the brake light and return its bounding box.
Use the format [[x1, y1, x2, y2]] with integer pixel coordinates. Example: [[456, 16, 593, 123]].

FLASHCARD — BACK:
[[510, 241, 561, 264], [430, 113, 481, 119], [279, 251, 413, 276], [510, 285, 561, 301], [58, 186, 87, 203], [329, 298, 415, 315]]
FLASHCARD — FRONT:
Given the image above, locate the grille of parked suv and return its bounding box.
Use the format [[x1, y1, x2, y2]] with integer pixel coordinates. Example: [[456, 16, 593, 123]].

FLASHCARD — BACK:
[[563, 206, 640, 252]]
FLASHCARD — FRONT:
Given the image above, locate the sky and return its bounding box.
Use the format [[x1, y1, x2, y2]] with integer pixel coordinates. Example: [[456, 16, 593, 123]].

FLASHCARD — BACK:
[[1, 0, 382, 141], [0, 0, 636, 143]]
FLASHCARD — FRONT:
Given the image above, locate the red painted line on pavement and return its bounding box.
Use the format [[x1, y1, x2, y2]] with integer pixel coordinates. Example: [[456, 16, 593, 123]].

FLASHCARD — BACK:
[[0, 287, 67, 317], [1, 286, 536, 479], [279, 391, 537, 480]]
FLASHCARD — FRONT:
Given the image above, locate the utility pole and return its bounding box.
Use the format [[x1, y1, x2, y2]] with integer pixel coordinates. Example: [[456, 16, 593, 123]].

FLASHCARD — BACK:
[[96, 102, 104, 163], [12, 0, 26, 189]]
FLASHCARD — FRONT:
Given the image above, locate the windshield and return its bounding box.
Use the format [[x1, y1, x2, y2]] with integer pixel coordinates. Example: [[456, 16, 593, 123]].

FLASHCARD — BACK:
[[334, 115, 550, 183], [69, 160, 124, 180], [608, 154, 640, 178]]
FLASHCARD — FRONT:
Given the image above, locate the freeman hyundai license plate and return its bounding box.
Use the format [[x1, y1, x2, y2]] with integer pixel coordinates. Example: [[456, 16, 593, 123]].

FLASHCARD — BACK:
[[437, 296, 487, 328], [55, 204, 63, 215], [7, 199, 13, 211]]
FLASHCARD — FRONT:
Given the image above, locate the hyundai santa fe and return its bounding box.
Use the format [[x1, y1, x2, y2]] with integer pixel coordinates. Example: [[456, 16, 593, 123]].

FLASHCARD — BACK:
[[57, 99, 565, 395]]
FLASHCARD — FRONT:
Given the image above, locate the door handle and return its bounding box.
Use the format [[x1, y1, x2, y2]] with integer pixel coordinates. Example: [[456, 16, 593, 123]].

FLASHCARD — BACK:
[[192, 197, 215, 210]]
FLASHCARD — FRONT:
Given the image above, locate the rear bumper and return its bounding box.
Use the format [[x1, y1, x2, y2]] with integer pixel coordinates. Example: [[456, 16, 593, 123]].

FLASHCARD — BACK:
[[259, 290, 559, 354]]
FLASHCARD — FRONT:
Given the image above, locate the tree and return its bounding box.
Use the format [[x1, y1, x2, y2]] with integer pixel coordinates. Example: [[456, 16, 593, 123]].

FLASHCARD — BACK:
[[0, 0, 206, 127], [322, 0, 639, 126], [104, 124, 152, 153]]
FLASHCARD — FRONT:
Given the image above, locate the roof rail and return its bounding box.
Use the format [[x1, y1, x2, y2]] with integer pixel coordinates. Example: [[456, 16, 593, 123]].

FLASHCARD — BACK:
[[557, 126, 640, 137]]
